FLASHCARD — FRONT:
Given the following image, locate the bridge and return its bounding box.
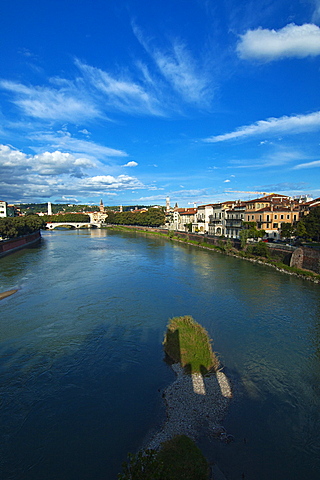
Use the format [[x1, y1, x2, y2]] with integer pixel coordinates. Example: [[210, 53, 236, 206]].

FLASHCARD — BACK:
[[46, 222, 102, 230]]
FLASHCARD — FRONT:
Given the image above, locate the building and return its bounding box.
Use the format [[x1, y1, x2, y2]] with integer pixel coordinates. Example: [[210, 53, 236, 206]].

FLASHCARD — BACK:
[[208, 201, 235, 236], [245, 195, 300, 239], [87, 199, 108, 223], [225, 202, 246, 238], [0, 201, 16, 218], [176, 208, 197, 231]]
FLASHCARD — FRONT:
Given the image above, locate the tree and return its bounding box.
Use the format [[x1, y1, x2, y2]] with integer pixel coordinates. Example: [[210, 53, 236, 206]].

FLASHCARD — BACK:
[[303, 207, 320, 241], [240, 222, 265, 248], [0, 216, 46, 239], [280, 222, 296, 240], [105, 208, 165, 227]]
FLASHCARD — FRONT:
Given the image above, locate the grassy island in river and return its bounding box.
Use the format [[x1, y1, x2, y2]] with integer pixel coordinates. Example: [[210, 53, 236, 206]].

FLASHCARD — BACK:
[[163, 315, 220, 374]]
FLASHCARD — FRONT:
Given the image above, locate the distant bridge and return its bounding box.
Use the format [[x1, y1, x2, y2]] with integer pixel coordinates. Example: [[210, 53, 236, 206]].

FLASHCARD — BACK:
[[46, 222, 102, 230]]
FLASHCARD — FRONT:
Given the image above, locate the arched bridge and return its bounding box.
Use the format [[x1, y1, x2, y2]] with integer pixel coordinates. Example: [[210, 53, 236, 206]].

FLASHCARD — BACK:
[[46, 222, 102, 230]]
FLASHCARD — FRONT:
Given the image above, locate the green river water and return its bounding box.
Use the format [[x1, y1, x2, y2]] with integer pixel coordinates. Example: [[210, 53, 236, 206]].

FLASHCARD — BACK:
[[0, 229, 319, 479]]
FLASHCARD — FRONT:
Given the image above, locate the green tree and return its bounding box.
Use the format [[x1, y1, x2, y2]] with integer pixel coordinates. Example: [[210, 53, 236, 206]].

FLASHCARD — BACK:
[[280, 222, 296, 240], [105, 208, 165, 227], [240, 222, 265, 248], [303, 207, 320, 241], [0, 216, 46, 239]]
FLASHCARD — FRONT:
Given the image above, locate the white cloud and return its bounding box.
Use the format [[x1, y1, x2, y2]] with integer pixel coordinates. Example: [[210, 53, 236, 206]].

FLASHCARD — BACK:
[[29, 131, 128, 159], [204, 111, 320, 142], [0, 144, 94, 177], [0, 80, 100, 122], [132, 24, 212, 107], [123, 161, 138, 167], [224, 179, 231, 182], [75, 59, 165, 116], [83, 174, 143, 190], [312, 0, 320, 22], [294, 159, 320, 169], [79, 129, 91, 135], [0, 144, 144, 202], [237, 23, 320, 61]]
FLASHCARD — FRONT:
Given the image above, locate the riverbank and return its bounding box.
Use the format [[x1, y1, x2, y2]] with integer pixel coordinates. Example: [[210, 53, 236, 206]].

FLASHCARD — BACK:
[[0, 230, 41, 257], [107, 225, 320, 283]]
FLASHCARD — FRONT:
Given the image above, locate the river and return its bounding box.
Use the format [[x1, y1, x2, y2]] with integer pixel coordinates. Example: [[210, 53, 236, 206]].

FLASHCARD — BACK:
[[0, 229, 319, 479]]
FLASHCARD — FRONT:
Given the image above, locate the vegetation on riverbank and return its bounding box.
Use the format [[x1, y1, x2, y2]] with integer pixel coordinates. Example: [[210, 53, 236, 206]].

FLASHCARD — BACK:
[[118, 435, 210, 480], [105, 208, 165, 227], [108, 225, 320, 282], [163, 315, 220, 374], [41, 213, 90, 223], [0, 216, 46, 239]]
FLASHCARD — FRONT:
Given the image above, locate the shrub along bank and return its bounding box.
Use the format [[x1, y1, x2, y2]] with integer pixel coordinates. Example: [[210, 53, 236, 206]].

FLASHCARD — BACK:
[[108, 225, 320, 282]]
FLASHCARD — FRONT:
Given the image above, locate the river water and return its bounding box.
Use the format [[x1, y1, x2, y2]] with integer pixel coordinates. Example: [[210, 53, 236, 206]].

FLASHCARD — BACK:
[[0, 229, 319, 480]]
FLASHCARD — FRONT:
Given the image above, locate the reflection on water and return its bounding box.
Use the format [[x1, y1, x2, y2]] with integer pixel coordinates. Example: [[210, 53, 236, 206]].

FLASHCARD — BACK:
[[0, 229, 320, 479]]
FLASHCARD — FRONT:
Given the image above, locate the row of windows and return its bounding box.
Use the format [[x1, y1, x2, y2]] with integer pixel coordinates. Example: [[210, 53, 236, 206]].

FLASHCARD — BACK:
[[247, 214, 297, 221]]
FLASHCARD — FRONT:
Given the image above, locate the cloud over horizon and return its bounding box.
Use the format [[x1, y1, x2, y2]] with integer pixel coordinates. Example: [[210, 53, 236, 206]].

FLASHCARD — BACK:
[[0, 144, 144, 202]]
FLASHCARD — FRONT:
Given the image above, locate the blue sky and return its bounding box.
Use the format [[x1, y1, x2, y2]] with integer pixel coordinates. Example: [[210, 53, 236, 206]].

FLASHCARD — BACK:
[[0, 0, 320, 207]]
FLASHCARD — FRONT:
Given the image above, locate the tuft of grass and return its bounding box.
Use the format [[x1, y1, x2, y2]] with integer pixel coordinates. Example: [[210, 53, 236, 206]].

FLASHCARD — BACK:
[[163, 315, 219, 374], [157, 435, 210, 480], [118, 435, 210, 480]]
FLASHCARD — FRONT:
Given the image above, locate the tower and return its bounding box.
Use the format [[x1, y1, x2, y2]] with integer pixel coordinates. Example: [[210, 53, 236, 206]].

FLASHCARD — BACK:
[[47, 202, 52, 216], [166, 196, 170, 212], [99, 199, 104, 213]]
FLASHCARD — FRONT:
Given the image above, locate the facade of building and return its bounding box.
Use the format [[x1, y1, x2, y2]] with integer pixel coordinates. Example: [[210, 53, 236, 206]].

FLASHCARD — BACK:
[[177, 208, 197, 231], [208, 201, 235, 236], [225, 202, 246, 238], [0, 201, 6, 218], [88, 199, 108, 223], [0, 201, 16, 218], [163, 193, 316, 240], [245, 195, 300, 239]]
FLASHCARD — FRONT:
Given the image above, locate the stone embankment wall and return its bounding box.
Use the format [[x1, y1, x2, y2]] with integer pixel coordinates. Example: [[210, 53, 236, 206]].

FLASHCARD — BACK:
[[290, 247, 320, 274], [0, 230, 41, 257], [109, 225, 320, 275]]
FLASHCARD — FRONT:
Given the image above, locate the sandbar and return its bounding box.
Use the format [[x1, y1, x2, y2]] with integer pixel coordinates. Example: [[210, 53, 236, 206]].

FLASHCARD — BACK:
[[0, 289, 18, 301]]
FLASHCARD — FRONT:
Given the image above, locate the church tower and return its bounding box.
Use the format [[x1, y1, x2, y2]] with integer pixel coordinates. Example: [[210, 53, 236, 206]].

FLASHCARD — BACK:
[[166, 196, 170, 212], [99, 199, 104, 213]]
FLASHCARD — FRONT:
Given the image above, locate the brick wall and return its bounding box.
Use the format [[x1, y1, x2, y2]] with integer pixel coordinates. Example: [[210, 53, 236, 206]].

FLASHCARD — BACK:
[[290, 247, 320, 274]]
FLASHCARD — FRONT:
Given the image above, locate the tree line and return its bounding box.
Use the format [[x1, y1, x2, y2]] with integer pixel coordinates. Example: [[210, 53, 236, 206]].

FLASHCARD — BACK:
[[41, 213, 90, 223], [106, 208, 165, 227], [0, 216, 46, 239]]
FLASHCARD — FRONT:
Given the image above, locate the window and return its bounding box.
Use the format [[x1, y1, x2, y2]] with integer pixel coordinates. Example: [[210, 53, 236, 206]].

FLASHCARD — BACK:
[[294, 214, 297, 221], [274, 215, 277, 219], [287, 215, 290, 219], [280, 215, 284, 219], [273, 223, 278, 228], [266, 215, 270, 222]]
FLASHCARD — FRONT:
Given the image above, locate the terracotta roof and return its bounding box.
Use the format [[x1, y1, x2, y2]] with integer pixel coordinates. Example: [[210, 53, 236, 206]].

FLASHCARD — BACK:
[[245, 194, 290, 204], [179, 208, 197, 215]]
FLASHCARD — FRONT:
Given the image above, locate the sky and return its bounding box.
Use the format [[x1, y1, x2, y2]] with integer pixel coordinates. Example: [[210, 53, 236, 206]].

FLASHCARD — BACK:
[[0, 0, 320, 207]]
